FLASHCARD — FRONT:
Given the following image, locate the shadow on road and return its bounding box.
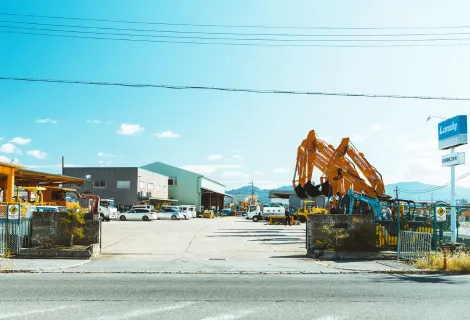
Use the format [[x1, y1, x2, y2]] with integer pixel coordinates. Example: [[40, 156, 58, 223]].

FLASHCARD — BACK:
[[269, 254, 307, 259], [372, 274, 462, 284]]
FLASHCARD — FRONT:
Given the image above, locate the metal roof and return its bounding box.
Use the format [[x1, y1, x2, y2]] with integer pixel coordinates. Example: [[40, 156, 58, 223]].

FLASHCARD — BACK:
[[14, 168, 87, 186], [201, 187, 234, 198]]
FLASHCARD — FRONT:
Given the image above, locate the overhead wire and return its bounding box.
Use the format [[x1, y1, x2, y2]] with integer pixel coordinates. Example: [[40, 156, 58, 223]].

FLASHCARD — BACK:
[[4, 24, 470, 43], [2, 76, 470, 101], [2, 11, 470, 30], [4, 30, 470, 48], [4, 19, 470, 38], [399, 170, 470, 194]]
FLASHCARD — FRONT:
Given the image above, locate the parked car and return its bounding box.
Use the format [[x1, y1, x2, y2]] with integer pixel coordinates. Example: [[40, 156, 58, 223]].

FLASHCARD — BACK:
[[188, 205, 197, 218], [157, 208, 184, 220], [177, 205, 193, 220], [118, 208, 157, 221], [161, 206, 186, 220]]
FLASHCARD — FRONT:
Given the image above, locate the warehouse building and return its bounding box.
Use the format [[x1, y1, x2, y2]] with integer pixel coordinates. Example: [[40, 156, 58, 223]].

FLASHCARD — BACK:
[[141, 162, 232, 212], [62, 167, 173, 211]]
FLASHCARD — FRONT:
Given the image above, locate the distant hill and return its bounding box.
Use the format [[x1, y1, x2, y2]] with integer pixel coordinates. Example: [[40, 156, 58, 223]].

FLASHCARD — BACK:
[[227, 182, 470, 203]]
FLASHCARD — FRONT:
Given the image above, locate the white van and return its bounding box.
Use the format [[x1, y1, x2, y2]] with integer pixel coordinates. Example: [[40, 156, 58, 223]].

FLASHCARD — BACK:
[[178, 205, 192, 220], [188, 205, 197, 218]]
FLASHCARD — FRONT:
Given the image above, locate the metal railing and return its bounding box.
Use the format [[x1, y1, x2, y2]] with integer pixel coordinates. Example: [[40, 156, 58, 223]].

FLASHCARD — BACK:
[[398, 231, 432, 261]]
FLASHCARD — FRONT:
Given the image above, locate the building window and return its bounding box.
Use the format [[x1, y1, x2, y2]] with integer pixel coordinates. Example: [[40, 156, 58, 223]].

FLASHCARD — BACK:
[[168, 177, 177, 186], [68, 184, 82, 188], [148, 183, 154, 190], [117, 181, 131, 189], [93, 181, 106, 188], [139, 180, 146, 189]]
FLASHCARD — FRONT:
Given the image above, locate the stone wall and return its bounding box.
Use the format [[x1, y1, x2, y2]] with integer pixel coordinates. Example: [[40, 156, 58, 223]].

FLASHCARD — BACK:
[[30, 211, 100, 247], [306, 214, 377, 253]]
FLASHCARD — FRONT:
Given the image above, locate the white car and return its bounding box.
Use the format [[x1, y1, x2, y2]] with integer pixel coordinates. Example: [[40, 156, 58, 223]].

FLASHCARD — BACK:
[[118, 208, 157, 221], [157, 208, 184, 220], [161, 206, 186, 220]]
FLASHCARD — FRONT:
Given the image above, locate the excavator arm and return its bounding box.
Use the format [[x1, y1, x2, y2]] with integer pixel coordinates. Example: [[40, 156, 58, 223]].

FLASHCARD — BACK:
[[332, 138, 388, 198]]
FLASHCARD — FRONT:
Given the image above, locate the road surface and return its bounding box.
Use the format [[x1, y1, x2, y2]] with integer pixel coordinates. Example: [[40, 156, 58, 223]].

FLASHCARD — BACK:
[[1, 273, 469, 320]]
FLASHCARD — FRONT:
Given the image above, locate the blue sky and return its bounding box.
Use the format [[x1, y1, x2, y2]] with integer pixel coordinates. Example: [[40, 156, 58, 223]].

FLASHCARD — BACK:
[[2, 0, 470, 191]]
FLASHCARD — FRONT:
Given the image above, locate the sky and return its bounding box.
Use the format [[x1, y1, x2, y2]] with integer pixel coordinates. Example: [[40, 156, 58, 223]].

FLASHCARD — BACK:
[[1, 0, 470, 192]]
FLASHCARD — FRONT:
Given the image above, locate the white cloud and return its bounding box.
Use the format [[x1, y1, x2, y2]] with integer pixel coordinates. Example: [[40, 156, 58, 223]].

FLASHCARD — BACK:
[[9, 137, 32, 145], [98, 152, 119, 158], [26, 150, 47, 159], [207, 154, 224, 161], [87, 119, 102, 124], [180, 164, 241, 175], [369, 124, 384, 132], [35, 119, 57, 124], [221, 171, 249, 178], [272, 167, 290, 174], [153, 130, 181, 138], [0, 143, 22, 154], [226, 154, 243, 162], [254, 171, 264, 176], [117, 124, 145, 135], [0, 155, 19, 164]]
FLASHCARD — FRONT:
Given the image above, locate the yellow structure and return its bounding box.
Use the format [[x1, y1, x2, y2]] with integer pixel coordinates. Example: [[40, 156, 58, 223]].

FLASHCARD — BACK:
[[0, 161, 86, 205]]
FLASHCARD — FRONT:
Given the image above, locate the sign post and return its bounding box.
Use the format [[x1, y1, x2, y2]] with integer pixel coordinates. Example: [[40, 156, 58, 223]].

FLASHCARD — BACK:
[[438, 115, 468, 243]]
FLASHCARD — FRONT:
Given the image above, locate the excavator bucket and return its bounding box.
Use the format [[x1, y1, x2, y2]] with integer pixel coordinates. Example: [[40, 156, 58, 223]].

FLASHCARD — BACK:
[[295, 184, 309, 199], [320, 181, 332, 197], [304, 181, 322, 198]]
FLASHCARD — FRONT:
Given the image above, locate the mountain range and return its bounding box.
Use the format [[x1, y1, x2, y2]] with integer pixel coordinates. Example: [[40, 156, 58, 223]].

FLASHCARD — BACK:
[[226, 181, 470, 203]]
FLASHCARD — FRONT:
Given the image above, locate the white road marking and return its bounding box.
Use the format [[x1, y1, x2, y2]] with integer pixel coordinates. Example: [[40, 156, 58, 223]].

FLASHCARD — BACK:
[[94, 302, 194, 320], [314, 316, 349, 320], [0, 306, 72, 319], [199, 310, 256, 320]]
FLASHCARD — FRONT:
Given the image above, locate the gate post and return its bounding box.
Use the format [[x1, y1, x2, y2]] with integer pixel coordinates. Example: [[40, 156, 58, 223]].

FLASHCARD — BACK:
[[433, 204, 438, 251]]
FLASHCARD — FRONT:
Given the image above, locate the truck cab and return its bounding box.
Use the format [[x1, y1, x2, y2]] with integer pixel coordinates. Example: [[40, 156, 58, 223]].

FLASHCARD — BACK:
[[99, 199, 118, 221]]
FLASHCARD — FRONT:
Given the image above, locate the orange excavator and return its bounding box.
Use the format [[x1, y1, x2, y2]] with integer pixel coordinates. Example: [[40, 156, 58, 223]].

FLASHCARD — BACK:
[[293, 130, 391, 211], [293, 130, 363, 203]]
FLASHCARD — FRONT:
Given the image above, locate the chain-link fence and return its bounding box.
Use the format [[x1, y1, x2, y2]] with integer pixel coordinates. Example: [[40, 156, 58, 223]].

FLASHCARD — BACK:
[[0, 203, 32, 257], [434, 205, 470, 247]]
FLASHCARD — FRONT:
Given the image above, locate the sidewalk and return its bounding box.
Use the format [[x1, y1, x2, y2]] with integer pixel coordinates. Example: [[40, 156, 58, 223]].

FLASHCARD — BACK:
[[1, 255, 425, 274], [0, 258, 90, 272]]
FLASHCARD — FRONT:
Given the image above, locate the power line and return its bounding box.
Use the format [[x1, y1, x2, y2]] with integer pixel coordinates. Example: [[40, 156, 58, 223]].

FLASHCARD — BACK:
[[399, 170, 470, 194], [2, 76, 470, 101], [4, 25, 470, 43], [2, 11, 470, 30], [5, 19, 470, 38], [4, 30, 470, 48]]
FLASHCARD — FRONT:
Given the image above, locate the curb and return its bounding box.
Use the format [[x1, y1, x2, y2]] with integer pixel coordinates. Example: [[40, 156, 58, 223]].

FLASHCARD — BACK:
[[313, 260, 433, 274], [0, 260, 91, 273], [0, 268, 444, 275]]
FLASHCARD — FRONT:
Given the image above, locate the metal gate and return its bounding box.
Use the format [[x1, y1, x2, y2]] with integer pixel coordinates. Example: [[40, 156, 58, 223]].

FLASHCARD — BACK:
[[0, 204, 31, 257], [398, 231, 432, 261]]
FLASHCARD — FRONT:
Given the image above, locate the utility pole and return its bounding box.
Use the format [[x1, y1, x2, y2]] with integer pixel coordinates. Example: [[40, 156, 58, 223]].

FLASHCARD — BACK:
[[250, 181, 254, 205]]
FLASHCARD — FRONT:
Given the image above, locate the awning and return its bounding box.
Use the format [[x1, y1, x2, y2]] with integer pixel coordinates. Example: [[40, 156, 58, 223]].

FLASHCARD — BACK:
[[201, 187, 233, 198], [14, 169, 87, 186], [268, 189, 296, 199]]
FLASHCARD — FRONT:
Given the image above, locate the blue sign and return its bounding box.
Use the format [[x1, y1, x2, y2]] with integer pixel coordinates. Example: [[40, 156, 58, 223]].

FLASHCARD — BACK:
[[438, 115, 468, 150]]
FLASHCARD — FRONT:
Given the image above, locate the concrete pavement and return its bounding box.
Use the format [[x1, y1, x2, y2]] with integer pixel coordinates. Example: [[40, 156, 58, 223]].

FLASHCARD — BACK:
[[1, 273, 469, 320], [1, 217, 422, 274]]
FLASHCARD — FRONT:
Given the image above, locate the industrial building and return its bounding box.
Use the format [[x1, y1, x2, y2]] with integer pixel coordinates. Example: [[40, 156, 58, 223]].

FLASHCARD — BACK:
[[269, 189, 327, 210], [62, 167, 172, 211], [141, 162, 232, 211]]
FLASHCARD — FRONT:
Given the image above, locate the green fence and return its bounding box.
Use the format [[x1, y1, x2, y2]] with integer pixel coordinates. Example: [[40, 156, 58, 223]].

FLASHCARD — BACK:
[[433, 205, 470, 248]]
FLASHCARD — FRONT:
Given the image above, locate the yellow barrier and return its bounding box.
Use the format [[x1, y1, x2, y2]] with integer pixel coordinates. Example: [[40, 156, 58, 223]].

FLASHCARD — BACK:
[[269, 216, 294, 225]]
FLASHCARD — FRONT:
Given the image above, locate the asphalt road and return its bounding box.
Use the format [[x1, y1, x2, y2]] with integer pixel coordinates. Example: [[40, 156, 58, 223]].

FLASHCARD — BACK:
[[1, 273, 469, 320]]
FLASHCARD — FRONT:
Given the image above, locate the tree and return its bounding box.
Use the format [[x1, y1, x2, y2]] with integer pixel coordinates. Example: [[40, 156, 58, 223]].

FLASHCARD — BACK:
[[60, 204, 87, 247]]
